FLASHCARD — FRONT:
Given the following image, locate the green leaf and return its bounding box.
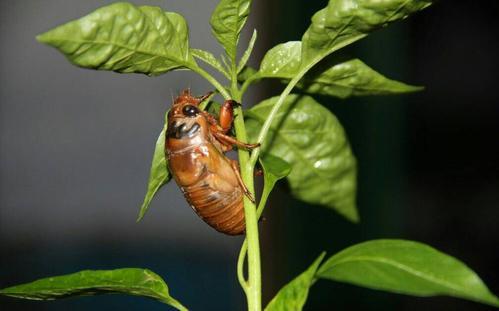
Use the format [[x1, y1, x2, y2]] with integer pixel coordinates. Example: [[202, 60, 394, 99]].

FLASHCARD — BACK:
[[137, 122, 171, 221], [0, 268, 188, 310], [317, 239, 499, 307], [302, 58, 423, 98], [302, 0, 431, 63], [260, 154, 291, 192], [237, 29, 258, 74], [191, 49, 230, 79], [258, 154, 291, 216], [246, 94, 358, 222], [301, 0, 432, 64], [265, 252, 325, 311], [255, 41, 422, 98], [210, 0, 252, 61], [37, 2, 195, 76]]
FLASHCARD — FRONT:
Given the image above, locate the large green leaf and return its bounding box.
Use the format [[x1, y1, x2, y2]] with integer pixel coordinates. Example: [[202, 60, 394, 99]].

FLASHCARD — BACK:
[[255, 41, 422, 98], [0, 268, 187, 310], [301, 0, 432, 64], [265, 252, 325, 311], [137, 123, 170, 221], [258, 154, 291, 216], [317, 239, 499, 307], [210, 0, 252, 61], [246, 95, 358, 222], [37, 2, 195, 75]]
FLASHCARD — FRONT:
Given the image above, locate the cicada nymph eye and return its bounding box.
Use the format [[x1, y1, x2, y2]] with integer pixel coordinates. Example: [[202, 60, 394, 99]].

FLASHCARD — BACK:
[[182, 105, 199, 117]]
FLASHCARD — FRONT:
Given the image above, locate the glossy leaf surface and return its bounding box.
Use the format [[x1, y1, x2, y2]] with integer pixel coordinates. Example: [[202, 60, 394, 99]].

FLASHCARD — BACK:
[[318, 240, 499, 307], [137, 123, 170, 221], [301, 0, 432, 63], [265, 253, 325, 311], [0, 268, 187, 310], [246, 95, 358, 222], [257, 41, 422, 98], [37, 2, 195, 75], [210, 0, 251, 60]]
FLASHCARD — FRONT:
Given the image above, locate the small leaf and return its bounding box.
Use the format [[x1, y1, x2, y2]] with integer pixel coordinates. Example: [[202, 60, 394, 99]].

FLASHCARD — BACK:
[[301, 0, 432, 64], [37, 3, 195, 75], [137, 122, 171, 221], [246, 95, 358, 222], [317, 239, 499, 307], [258, 154, 291, 216], [210, 0, 252, 61], [191, 49, 230, 79], [260, 154, 291, 190], [265, 252, 326, 311], [237, 29, 258, 74], [0, 268, 188, 310], [256, 41, 422, 98]]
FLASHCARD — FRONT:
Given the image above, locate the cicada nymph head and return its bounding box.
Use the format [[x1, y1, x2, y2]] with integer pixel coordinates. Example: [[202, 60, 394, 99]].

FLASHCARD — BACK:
[[166, 89, 212, 141]]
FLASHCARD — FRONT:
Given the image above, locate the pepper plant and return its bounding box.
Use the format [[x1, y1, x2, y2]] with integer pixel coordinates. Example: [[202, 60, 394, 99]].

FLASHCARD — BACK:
[[1, 0, 498, 310]]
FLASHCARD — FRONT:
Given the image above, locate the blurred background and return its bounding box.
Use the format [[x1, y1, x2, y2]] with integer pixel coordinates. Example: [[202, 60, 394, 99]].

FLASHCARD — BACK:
[[0, 0, 498, 310]]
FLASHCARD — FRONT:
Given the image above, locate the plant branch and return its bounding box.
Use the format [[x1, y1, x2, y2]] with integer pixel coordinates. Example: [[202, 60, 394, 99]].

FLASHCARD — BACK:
[[230, 60, 262, 310], [237, 239, 249, 293], [249, 56, 325, 167], [190, 65, 231, 100]]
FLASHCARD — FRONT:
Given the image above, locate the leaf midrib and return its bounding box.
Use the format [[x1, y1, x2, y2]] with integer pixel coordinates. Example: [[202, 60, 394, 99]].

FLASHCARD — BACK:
[[320, 255, 480, 299], [48, 37, 189, 68]]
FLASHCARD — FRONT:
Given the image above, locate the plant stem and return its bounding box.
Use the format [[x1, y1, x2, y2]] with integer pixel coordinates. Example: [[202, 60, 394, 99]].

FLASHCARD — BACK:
[[194, 56, 262, 311], [231, 60, 262, 311], [190, 65, 231, 100], [237, 177, 273, 298], [237, 239, 249, 292]]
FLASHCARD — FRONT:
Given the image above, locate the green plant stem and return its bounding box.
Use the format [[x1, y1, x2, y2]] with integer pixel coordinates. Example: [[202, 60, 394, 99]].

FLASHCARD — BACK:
[[237, 239, 249, 293], [231, 60, 262, 311], [237, 181, 272, 296], [194, 57, 262, 311], [190, 65, 231, 100]]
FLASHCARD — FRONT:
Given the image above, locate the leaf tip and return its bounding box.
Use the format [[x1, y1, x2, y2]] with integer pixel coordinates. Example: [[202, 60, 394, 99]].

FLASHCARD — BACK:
[[136, 204, 148, 222], [36, 32, 50, 44], [404, 84, 425, 93]]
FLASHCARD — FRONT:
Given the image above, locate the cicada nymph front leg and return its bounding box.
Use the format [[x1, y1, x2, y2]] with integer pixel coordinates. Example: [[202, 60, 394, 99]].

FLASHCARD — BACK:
[[212, 99, 260, 151]]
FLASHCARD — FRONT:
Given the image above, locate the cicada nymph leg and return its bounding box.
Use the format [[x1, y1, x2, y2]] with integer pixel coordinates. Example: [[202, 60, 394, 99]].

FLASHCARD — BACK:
[[213, 99, 260, 149], [230, 159, 256, 203]]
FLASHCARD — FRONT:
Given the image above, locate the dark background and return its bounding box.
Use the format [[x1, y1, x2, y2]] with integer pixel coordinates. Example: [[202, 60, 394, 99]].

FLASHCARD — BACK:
[[1, 0, 498, 310]]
